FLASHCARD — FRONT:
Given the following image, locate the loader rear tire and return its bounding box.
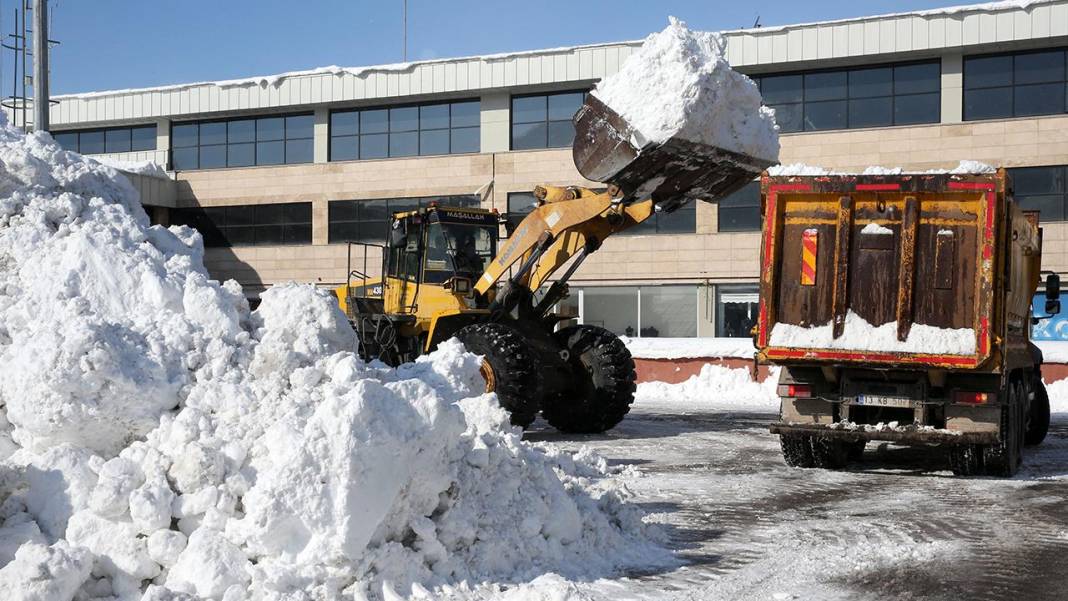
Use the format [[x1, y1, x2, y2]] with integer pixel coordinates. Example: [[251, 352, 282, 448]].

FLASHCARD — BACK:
[[1025, 379, 1050, 446], [541, 325, 636, 434], [456, 323, 541, 428]]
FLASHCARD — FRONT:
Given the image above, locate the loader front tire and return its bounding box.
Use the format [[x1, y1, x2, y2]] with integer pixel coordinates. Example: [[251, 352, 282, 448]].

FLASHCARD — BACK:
[[541, 325, 636, 434], [456, 323, 541, 428]]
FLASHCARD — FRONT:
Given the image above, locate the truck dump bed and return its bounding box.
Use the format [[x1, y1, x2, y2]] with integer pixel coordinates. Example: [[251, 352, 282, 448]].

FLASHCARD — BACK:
[[755, 170, 1033, 371]]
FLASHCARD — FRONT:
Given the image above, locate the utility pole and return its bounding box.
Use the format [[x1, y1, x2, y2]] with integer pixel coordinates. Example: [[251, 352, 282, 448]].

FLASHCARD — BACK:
[[402, 0, 407, 62], [31, 0, 47, 132]]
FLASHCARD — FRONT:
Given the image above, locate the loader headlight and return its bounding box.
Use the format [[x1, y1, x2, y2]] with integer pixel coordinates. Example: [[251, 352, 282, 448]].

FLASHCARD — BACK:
[[446, 277, 472, 295]]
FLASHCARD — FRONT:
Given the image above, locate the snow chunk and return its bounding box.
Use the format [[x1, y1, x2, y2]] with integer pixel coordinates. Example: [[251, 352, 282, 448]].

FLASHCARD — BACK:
[[769, 311, 976, 355], [593, 17, 779, 162], [166, 529, 250, 599], [0, 541, 92, 601], [861, 222, 893, 235]]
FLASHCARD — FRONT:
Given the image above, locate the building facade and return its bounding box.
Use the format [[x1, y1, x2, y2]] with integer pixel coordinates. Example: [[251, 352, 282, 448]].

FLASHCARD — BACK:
[[26, 0, 1068, 339]]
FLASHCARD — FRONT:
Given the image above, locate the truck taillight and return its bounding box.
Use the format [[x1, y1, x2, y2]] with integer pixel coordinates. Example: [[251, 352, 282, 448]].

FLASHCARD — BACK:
[[778, 384, 812, 398], [954, 391, 994, 405]]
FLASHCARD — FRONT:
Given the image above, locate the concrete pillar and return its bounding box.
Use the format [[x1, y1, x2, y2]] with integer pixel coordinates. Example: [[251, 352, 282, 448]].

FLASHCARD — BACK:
[[155, 117, 171, 167], [313, 108, 329, 163], [941, 53, 964, 124], [312, 198, 328, 245], [697, 282, 717, 337], [480, 92, 510, 153]]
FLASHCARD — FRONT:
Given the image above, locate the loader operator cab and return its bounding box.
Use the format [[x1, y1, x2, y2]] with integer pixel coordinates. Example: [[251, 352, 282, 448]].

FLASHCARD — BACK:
[[386, 205, 498, 293]]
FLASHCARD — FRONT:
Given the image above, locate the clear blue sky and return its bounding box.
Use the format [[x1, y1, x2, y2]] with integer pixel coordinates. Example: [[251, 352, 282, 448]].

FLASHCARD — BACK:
[[13, 0, 965, 95]]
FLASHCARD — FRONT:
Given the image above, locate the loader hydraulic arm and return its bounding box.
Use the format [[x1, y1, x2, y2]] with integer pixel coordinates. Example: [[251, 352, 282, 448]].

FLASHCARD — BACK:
[[475, 185, 655, 300]]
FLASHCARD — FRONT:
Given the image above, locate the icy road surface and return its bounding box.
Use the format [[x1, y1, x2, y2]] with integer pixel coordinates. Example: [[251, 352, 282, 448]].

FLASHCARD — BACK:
[[526, 400, 1068, 601]]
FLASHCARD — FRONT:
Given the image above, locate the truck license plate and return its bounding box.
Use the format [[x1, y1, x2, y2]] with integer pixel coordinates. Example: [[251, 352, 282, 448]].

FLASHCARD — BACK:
[[856, 395, 914, 408]]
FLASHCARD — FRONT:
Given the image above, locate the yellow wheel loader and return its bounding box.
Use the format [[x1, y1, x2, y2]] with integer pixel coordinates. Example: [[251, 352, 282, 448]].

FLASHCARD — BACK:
[[335, 96, 774, 432]]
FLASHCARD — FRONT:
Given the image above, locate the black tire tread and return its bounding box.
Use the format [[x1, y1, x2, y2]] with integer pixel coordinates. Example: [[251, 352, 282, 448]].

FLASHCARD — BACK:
[[541, 325, 636, 433], [811, 437, 850, 470], [1025, 379, 1050, 446], [456, 323, 541, 428], [780, 435, 814, 468]]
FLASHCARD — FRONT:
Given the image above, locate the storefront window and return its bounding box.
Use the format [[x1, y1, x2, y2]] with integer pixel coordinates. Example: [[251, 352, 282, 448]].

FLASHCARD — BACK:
[[639, 285, 697, 337], [716, 285, 760, 337], [581, 287, 639, 336]]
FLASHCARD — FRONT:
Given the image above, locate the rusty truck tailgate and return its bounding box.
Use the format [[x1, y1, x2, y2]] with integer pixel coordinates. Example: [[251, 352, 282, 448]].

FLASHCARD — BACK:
[[756, 173, 1003, 369]]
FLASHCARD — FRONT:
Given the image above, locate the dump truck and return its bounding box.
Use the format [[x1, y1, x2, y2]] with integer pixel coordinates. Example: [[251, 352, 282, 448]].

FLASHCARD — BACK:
[[335, 96, 773, 433], [757, 169, 1058, 476]]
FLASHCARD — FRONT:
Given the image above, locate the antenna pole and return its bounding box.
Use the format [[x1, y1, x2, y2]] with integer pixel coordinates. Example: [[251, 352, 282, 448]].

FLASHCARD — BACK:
[[32, 0, 47, 131], [402, 0, 407, 62]]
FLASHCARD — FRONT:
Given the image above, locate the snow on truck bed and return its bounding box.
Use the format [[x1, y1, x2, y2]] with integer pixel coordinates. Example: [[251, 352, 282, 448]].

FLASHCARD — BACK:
[[769, 311, 977, 356], [0, 116, 669, 599], [592, 17, 779, 163]]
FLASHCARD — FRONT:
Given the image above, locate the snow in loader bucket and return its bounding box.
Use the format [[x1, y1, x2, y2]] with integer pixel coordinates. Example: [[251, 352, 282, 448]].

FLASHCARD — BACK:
[[572, 95, 775, 212]]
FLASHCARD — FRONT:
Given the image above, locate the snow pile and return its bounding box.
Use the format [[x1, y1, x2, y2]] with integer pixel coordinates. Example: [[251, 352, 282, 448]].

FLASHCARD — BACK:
[[636, 364, 780, 411], [593, 17, 779, 163], [768, 160, 996, 176], [769, 311, 976, 356], [860, 223, 893, 235], [622, 336, 755, 360], [0, 117, 667, 599], [89, 157, 170, 179], [1043, 378, 1068, 413], [827, 421, 962, 435], [1036, 340, 1068, 363]]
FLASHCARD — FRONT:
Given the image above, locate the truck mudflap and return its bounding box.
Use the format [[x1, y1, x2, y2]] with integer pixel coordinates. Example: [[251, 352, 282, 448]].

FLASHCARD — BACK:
[[769, 422, 999, 445]]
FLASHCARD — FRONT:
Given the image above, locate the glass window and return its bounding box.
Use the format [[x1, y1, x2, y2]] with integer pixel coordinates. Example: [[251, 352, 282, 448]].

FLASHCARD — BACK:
[[716, 285, 760, 337], [717, 181, 761, 232], [105, 128, 131, 153], [330, 99, 479, 160], [1010, 166, 1068, 222], [582, 287, 639, 337], [52, 124, 157, 155], [171, 202, 312, 247], [507, 192, 538, 230], [964, 48, 1068, 120], [130, 125, 157, 151], [622, 201, 697, 235], [639, 286, 697, 337], [79, 130, 105, 154], [170, 113, 314, 170], [53, 131, 78, 151], [327, 195, 481, 244], [510, 90, 588, 150], [755, 60, 940, 132]]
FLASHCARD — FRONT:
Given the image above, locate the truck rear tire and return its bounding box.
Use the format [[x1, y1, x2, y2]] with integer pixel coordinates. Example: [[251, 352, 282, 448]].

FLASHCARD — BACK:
[[982, 381, 1023, 477], [948, 444, 983, 476], [811, 437, 851, 470], [540, 325, 636, 434], [456, 323, 542, 428], [1025, 379, 1050, 446], [780, 435, 814, 468]]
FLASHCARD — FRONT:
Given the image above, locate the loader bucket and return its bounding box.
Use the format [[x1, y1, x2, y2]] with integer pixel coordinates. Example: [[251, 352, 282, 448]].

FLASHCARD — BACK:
[[572, 95, 776, 212]]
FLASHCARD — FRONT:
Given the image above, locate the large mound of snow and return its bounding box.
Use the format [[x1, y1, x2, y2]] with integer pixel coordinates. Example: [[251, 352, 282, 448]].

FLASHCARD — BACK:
[[622, 337, 755, 360], [636, 364, 780, 411], [769, 311, 976, 356], [0, 115, 668, 599], [593, 17, 779, 163]]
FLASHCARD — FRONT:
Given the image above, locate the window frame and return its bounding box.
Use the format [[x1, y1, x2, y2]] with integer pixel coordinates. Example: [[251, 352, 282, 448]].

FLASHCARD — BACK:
[[327, 195, 482, 244], [170, 202, 313, 247], [716, 181, 762, 233], [963, 47, 1068, 121], [328, 99, 480, 162], [509, 90, 589, 150], [52, 124, 158, 155], [1009, 165, 1068, 223], [751, 59, 942, 133], [169, 113, 315, 171]]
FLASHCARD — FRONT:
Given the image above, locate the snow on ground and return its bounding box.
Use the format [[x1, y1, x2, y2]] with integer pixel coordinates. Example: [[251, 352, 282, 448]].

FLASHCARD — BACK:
[[0, 113, 670, 599], [622, 336, 755, 360], [1044, 378, 1068, 413], [592, 18, 779, 163], [769, 310, 976, 356], [635, 364, 780, 412]]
